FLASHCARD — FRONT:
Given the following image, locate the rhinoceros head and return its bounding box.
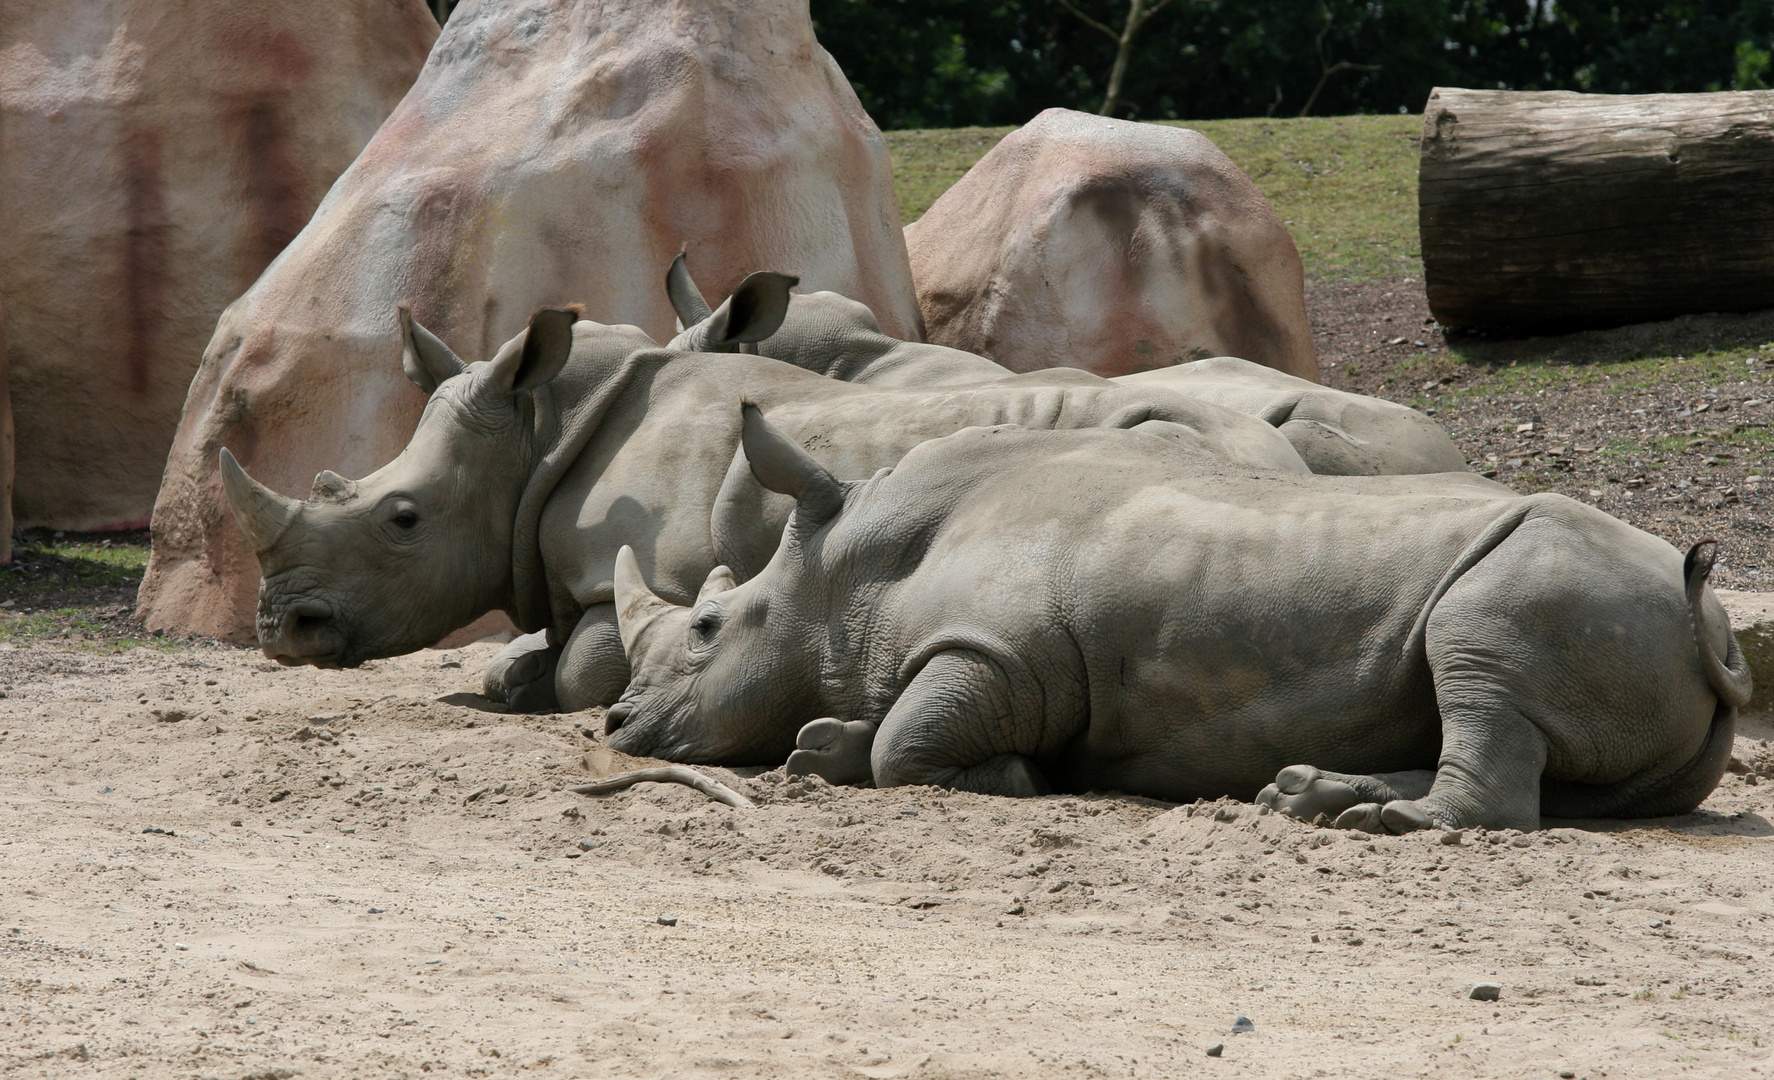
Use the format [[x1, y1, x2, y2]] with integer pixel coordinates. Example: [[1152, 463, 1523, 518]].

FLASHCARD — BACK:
[[602, 402, 848, 764], [219, 306, 580, 668]]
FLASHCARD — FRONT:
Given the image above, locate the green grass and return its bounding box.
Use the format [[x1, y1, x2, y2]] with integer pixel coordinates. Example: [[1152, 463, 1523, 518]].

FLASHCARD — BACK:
[[2, 537, 150, 595], [886, 114, 1423, 281], [0, 608, 180, 653]]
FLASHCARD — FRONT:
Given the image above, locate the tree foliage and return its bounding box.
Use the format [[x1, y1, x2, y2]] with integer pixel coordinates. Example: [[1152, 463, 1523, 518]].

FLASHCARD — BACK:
[[805, 0, 1774, 128]]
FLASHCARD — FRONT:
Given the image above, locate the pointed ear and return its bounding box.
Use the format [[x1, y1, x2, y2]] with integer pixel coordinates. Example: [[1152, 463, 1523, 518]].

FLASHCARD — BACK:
[[702, 271, 798, 347], [696, 564, 738, 604], [740, 402, 845, 530], [614, 545, 679, 660], [486, 307, 577, 394], [399, 305, 468, 395], [666, 253, 714, 328]]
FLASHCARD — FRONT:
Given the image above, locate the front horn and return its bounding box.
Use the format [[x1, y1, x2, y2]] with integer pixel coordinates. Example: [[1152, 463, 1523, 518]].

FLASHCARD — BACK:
[[218, 447, 299, 553], [613, 545, 678, 658]]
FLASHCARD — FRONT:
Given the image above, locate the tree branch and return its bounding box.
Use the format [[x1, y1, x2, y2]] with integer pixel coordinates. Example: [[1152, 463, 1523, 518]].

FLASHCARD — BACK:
[[1056, 0, 1121, 42]]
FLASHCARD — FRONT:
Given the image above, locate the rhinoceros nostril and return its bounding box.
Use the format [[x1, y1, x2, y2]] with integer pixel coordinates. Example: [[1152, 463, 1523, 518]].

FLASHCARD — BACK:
[[604, 701, 635, 734]]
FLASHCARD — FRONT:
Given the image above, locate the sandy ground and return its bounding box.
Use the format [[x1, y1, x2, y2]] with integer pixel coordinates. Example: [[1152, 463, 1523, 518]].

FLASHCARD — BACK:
[[2, 637, 1773, 1080]]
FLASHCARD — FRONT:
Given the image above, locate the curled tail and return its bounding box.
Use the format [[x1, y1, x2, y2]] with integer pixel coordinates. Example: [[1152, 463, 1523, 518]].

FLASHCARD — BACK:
[[1686, 540, 1754, 708]]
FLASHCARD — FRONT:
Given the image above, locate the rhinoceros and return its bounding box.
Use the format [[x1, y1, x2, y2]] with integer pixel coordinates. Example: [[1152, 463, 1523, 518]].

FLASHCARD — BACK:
[[221, 307, 1308, 712], [665, 258, 1467, 476], [605, 408, 1752, 832]]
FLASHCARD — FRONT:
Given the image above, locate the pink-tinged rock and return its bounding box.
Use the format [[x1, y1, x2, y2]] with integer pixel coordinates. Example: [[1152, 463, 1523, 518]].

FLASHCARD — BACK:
[[140, 0, 920, 641], [905, 108, 1316, 383], [0, 0, 438, 532]]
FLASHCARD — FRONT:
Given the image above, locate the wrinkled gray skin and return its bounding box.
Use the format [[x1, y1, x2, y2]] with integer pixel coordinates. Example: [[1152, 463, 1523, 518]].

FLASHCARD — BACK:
[[222, 305, 1307, 714], [665, 255, 1467, 475], [607, 412, 1753, 833]]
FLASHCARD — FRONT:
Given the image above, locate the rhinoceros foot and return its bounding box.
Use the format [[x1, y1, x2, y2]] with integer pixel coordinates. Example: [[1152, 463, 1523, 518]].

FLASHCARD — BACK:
[[786, 718, 878, 787], [1258, 765, 1439, 833], [483, 631, 561, 714]]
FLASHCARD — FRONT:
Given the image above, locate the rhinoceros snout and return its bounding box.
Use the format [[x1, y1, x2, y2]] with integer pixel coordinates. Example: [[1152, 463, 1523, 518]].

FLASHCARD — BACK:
[[260, 600, 347, 668], [603, 700, 635, 735]]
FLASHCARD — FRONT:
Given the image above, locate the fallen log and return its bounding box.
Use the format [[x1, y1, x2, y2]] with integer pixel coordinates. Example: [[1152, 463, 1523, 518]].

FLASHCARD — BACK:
[[1419, 87, 1774, 332]]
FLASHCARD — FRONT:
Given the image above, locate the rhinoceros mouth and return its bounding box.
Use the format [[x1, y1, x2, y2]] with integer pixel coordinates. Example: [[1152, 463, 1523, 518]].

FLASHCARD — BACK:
[[258, 599, 351, 669]]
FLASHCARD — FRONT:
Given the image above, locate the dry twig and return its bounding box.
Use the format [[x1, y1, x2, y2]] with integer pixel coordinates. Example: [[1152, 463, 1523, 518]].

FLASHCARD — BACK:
[[568, 766, 756, 809]]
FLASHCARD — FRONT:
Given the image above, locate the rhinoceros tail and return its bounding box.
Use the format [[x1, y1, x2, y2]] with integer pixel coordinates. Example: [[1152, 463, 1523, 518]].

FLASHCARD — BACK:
[[1686, 540, 1754, 708]]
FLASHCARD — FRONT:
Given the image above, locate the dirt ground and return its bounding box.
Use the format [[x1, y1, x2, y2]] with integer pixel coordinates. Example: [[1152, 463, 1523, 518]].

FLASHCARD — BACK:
[[5, 281, 1774, 1078], [2, 639, 1772, 1079]]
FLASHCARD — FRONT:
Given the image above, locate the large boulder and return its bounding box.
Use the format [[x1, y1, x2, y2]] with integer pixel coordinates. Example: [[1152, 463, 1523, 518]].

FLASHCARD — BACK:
[[139, 0, 922, 641], [904, 108, 1317, 382], [0, 0, 438, 532]]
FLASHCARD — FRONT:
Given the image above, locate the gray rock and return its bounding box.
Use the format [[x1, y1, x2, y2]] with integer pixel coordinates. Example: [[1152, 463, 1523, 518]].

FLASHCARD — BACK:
[[1439, 829, 1465, 845], [1206, 1043, 1224, 1057], [1470, 983, 1502, 1001], [657, 915, 678, 927], [1231, 1016, 1255, 1033]]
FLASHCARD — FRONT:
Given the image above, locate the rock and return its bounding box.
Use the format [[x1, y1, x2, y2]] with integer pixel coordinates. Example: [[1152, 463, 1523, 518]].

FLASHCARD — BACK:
[[141, 826, 175, 836], [1206, 1043, 1224, 1057], [1231, 1016, 1254, 1033], [657, 915, 679, 927], [1439, 829, 1465, 845], [1470, 983, 1502, 1001]]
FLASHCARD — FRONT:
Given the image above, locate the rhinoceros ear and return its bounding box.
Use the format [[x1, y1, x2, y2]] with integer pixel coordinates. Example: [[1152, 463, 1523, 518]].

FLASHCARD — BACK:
[[614, 545, 680, 660], [486, 307, 577, 395], [740, 402, 845, 530], [398, 305, 468, 395], [696, 564, 738, 604], [701, 271, 798, 349], [666, 252, 714, 329]]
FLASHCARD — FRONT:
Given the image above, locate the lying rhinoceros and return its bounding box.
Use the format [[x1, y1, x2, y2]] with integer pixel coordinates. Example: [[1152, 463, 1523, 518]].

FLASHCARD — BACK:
[[665, 258, 1468, 475], [604, 407, 1752, 832], [221, 307, 1307, 712]]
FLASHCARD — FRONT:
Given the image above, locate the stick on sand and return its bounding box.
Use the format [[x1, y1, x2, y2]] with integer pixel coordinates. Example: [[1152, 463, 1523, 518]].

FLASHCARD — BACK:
[[568, 766, 756, 809]]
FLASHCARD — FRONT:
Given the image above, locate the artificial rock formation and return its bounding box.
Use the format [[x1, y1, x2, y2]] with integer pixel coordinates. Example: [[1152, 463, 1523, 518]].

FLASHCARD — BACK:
[[0, 0, 438, 532], [139, 0, 922, 641], [904, 109, 1317, 382]]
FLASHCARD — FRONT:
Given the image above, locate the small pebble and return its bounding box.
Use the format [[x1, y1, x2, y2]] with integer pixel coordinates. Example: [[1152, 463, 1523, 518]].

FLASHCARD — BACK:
[[1469, 983, 1502, 1001], [368, 907, 386, 914], [1439, 829, 1465, 845], [1231, 1016, 1254, 1033], [1205, 1043, 1224, 1057], [142, 827, 175, 836], [657, 915, 678, 927], [1559, 1072, 1574, 1079], [577, 839, 597, 851]]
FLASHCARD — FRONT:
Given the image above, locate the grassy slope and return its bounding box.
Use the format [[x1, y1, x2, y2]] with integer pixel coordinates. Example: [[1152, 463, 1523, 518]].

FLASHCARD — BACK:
[[886, 114, 1424, 281]]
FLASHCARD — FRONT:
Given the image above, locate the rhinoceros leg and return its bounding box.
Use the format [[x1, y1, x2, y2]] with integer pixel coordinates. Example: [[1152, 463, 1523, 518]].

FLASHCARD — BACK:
[[786, 718, 878, 786], [870, 650, 1052, 798], [483, 632, 562, 713], [1256, 765, 1435, 828], [554, 603, 632, 711]]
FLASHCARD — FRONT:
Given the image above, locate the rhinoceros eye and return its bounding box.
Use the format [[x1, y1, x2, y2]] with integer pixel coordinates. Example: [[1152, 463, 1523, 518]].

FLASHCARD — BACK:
[[383, 498, 419, 530], [688, 606, 722, 646]]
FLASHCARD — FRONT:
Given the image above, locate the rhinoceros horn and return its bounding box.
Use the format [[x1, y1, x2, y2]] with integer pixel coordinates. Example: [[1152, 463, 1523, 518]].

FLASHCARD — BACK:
[[218, 447, 298, 553], [614, 545, 678, 658]]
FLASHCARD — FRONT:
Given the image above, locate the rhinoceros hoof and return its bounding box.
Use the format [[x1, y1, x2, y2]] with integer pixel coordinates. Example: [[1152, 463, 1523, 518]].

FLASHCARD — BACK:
[[483, 632, 559, 713], [786, 718, 877, 787], [1379, 800, 1435, 834], [1333, 802, 1388, 833], [1256, 765, 1363, 823]]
